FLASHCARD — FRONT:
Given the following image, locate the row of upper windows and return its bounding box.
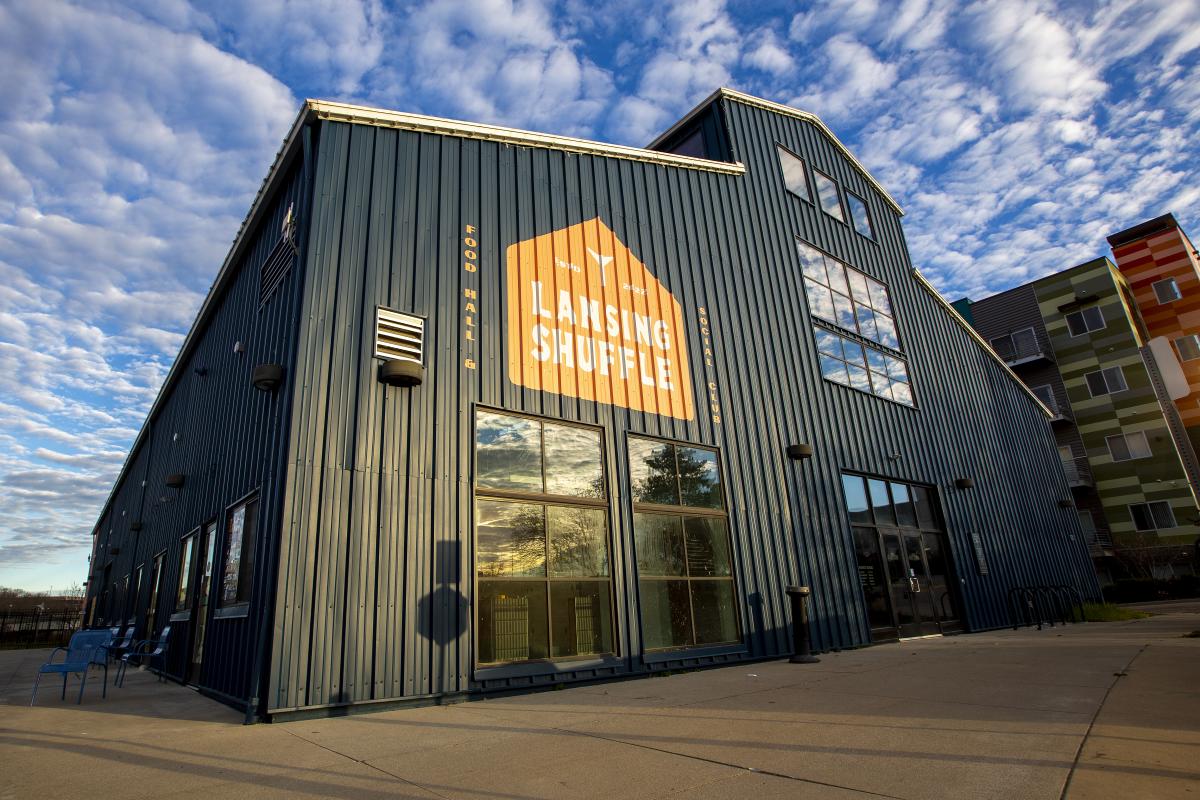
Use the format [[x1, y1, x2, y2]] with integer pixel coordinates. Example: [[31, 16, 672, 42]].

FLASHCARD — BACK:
[[777, 146, 875, 240]]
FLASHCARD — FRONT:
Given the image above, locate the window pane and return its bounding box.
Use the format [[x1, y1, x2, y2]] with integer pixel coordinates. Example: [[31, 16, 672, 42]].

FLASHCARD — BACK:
[[833, 293, 858, 330], [683, 517, 732, 576], [846, 192, 874, 238], [634, 513, 686, 576], [856, 306, 878, 340], [1032, 385, 1055, 407], [797, 241, 827, 282], [893, 383, 913, 406], [805, 279, 836, 321], [548, 506, 609, 577], [1153, 277, 1181, 303], [815, 327, 843, 358], [777, 147, 810, 200], [1066, 311, 1086, 336], [1107, 434, 1131, 461], [885, 356, 908, 383], [912, 486, 936, 529], [629, 437, 679, 505], [176, 536, 194, 611], [825, 259, 850, 295], [221, 504, 248, 605], [691, 581, 739, 645], [892, 483, 917, 527], [1130, 504, 1154, 531], [476, 411, 543, 493], [853, 527, 891, 630], [550, 582, 613, 658], [543, 423, 603, 498], [1103, 366, 1127, 392], [640, 579, 692, 649], [1128, 432, 1152, 460], [843, 475, 871, 524], [869, 479, 894, 525], [867, 280, 891, 315], [814, 171, 844, 221], [476, 500, 546, 577], [1082, 306, 1104, 331], [478, 580, 549, 663], [841, 339, 866, 368], [874, 316, 899, 349], [678, 446, 723, 508], [820, 354, 849, 384], [847, 270, 871, 305], [870, 371, 892, 399], [847, 364, 871, 392], [1086, 371, 1108, 396], [1011, 328, 1036, 354], [1176, 335, 1200, 361]]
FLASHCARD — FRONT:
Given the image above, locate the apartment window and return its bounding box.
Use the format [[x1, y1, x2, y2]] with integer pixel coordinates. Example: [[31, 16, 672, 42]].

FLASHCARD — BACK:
[[175, 531, 197, 612], [776, 146, 810, 201], [1175, 334, 1200, 361], [1129, 501, 1176, 531], [130, 565, 143, 624], [1030, 384, 1056, 411], [1152, 277, 1182, 304], [990, 327, 1038, 361], [475, 410, 613, 665], [813, 170, 845, 222], [815, 327, 914, 406], [845, 191, 874, 239], [798, 241, 899, 349], [1106, 431, 1152, 461], [1066, 306, 1105, 336], [220, 495, 259, 606], [629, 436, 739, 651], [1085, 365, 1128, 396]]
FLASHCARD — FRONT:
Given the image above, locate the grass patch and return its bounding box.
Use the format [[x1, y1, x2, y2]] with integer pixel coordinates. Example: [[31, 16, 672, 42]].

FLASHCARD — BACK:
[[1083, 603, 1152, 621]]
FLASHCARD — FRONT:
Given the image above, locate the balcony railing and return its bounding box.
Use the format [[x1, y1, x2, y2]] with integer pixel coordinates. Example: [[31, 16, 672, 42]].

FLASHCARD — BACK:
[[1061, 456, 1094, 488], [997, 339, 1054, 367]]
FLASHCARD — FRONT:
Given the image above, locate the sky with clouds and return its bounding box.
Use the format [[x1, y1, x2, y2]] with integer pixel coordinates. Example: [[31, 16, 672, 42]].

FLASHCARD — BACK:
[[1, 0, 1197, 592]]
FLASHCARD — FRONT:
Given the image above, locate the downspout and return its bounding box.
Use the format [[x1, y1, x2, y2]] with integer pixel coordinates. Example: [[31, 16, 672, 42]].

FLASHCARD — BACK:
[[244, 120, 318, 724]]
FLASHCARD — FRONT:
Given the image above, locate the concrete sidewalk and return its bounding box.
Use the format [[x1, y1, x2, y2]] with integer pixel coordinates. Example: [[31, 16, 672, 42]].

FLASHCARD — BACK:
[[1, 612, 1197, 800]]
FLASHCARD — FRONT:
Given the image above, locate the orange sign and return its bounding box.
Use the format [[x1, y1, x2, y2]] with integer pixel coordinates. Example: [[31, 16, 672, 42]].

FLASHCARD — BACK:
[[506, 217, 695, 420]]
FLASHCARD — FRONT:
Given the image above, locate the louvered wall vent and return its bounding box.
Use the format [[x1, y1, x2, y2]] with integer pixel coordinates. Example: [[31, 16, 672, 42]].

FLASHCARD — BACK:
[[259, 204, 298, 305], [375, 307, 425, 387]]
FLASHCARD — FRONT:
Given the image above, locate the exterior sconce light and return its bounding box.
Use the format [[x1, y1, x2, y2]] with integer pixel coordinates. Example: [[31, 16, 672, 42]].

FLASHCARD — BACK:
[[252, 363, 285, 392], [954, 477, 975, 489], [109, 547, 121, 556], [166, 473, 186, 489], [380, 359, 423, 387], [129, 521, 143, 532], [1057, 499, 1074, 508], [786, 443, 814, 460]]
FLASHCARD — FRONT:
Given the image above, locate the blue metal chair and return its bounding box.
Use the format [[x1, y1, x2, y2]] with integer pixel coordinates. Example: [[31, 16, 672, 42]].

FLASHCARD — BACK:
[[31, 629, 113, 705], [116, 625, 171, 688]]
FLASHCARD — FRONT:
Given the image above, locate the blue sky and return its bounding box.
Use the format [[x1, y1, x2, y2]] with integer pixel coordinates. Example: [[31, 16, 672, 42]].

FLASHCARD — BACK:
[[1, 0, 1198, 592]]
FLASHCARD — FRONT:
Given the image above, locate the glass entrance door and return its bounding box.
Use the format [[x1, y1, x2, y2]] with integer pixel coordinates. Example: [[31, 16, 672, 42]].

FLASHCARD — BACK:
[[188, 521, 216, 684]]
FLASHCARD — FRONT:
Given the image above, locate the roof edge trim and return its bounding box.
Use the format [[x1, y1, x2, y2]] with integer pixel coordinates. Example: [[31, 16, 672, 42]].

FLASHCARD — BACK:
[[309, 100, 745, 175], [648, 88, 904, 216], [911, 268, 1054, 418]]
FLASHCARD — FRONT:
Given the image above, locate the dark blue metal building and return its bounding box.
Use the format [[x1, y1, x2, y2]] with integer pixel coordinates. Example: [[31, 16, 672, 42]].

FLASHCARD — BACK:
[[84, 89, 1100, 721]]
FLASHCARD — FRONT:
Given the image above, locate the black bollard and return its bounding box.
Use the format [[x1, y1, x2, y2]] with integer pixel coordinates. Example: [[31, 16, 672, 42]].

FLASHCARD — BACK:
[[785, 585, 820, 664]]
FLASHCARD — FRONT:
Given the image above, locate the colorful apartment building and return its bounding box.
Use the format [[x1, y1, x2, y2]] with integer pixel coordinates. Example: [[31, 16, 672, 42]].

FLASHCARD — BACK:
[[961, 215, 1200, 582]]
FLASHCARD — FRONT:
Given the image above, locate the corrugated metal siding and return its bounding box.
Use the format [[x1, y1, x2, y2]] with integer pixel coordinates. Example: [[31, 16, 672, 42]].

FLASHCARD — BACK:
[[83, 157, 309, 706], [268, 99, 1099, 712]]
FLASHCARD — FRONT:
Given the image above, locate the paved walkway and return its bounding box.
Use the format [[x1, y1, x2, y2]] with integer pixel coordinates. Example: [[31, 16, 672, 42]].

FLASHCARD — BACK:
[[1, 611, 1197, 799]]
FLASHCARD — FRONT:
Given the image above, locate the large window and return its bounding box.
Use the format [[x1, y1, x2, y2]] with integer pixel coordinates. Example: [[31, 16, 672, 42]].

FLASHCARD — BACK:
[[1106, 431, 1152, 462], [798, 241, 899, 349], [776, 146, 811, 202], [175, 532, 197, 612], [815, 327, 913, 405], [1066, 306, 1105, 336], [813, 170, 844, 222], [1152, 277, 1182, 304], [220, 495, 259, 607], [145, 553, 164, 636], [1129, 501, 1176, 531], [845, 191, 874, 239], [474, 410, 613, 665], [1085, 365, 1128, 397], [629, 436, 739, 651], [990, 327, 1038, 361], [1175, 334, 1200, 361]]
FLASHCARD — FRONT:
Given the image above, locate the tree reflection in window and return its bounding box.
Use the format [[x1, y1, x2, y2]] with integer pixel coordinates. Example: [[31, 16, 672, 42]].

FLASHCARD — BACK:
[[474, 410, 613, 665], [629, 438, 723, 509]]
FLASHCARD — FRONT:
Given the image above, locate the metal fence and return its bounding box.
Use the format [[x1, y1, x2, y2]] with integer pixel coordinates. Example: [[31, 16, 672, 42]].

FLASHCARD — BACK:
[[0, 610, 82, 649]]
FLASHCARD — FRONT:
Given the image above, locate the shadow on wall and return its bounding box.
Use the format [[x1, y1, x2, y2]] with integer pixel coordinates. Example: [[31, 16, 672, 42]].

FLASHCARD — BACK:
[[417, 540, 469, 647]]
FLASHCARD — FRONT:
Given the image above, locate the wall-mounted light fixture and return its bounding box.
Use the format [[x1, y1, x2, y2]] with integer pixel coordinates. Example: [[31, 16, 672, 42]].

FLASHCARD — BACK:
[[233, 340, 246, 355], [109, 547, 121, 556], [193, 367, 208, 377], [380, 359, 423, 387], [129, 521, 143, 532], [1057, 499, 1074, 508], [252, 363, 285, 392], [954, 477, 975, 489], [166, 473, 186, 489], [786, 443, 814, 460]]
